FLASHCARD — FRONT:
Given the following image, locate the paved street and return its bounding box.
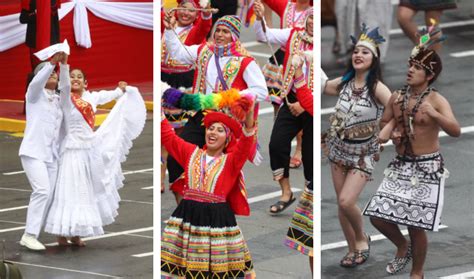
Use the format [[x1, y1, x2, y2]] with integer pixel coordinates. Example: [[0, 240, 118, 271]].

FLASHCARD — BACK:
[[321, 2, 474, 278], [0, 116, 153, 279]]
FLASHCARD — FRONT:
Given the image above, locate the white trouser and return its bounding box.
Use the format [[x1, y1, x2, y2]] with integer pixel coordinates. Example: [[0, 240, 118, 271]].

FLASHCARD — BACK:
[[21, 156, 58, 237]]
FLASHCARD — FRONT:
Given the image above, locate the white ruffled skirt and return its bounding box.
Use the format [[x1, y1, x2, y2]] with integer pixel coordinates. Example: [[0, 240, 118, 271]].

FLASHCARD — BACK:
[[44, 86, 146, 237]]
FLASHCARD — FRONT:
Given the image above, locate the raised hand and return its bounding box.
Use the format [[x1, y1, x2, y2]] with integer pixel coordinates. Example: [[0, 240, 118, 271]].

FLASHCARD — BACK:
[[164, 10, 176, 30], [254, 0, 265, 20], [118, 81, 128, 93]]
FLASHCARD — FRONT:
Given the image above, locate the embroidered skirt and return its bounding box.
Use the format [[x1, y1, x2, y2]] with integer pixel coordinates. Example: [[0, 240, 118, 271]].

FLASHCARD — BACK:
[[325, 135, 380, 176], [161, 199, 255, 278], [363, 152, 449, 231], [285, 188, 313, 256]]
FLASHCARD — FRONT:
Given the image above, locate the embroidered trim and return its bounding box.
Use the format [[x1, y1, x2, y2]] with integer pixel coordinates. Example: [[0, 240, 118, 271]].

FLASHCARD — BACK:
[[71, 94, 95, 129]]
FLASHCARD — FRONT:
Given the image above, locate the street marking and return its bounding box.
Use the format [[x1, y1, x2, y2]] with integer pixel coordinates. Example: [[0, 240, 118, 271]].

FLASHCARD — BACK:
[[45, 227, 153, 246], [0, 187, 31, 192], [3, 168, 152, 176], [0, 226, 26, 233], [0, 220, 26, 225], [440, 271, 474, 279], [450, 50, 474, 58], [248, 187, 302, 204], [0, 205, 28, 213], [132, 252, 153, 258], [3, 170, 25, 175], [322, 225, 448, 251], [122, 168, 153, 175], [242, 41, 263, 48], [390, 19, 474, 35], [141, 186, 153, 190], [249, 51, 273, 59], [322, 107, 335, 115], [8, 261, 121, 278], [383, 126, 474, 147], [121, 199, 153, 205]]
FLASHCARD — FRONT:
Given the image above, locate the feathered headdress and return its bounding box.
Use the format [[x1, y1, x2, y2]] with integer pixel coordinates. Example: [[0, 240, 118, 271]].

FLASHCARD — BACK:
[[350, 23, 386, 57], [409, 18, 446, 75], [162, 86, 254, 122]]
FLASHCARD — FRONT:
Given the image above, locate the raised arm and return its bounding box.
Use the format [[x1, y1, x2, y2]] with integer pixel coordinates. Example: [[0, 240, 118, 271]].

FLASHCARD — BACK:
[[184, 12, 212, 45], [262, 0, 287, 18], [253, 20, 290, 46], [420, 93, 461, 137], [229, 106, 257, 172], [89, 87, 124, 106], [58, 53, 70, 99], [253, 1, 290, 46], [163, 11, 199, 65], [161, 116, 198, 167], [26, 61, 56, 104]]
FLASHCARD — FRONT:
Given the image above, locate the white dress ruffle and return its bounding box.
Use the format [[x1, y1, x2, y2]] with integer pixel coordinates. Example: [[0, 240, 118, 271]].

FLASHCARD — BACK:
[[44, 86, 146, 237]]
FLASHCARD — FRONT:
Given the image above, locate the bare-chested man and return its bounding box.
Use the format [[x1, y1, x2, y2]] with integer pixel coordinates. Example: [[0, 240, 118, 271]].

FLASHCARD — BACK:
[[363, 32, 460, 278]]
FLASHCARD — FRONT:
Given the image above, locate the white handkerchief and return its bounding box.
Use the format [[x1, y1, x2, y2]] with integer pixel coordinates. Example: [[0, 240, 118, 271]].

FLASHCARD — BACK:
[[34, 39, 70, 60]]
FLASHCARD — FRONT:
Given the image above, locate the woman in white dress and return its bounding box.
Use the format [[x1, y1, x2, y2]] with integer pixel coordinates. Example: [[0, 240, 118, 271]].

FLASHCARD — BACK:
[[44, 53, 146, 246]]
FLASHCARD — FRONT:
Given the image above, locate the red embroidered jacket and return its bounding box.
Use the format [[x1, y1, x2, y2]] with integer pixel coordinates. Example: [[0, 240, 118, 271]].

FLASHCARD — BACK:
[[161, 119, 254, 216]]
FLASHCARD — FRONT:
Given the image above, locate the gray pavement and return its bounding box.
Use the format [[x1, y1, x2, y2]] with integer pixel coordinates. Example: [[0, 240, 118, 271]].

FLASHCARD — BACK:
[[321, 2, 474, 278], [0, 116, 153, 278], [160, 12, 313, 279]]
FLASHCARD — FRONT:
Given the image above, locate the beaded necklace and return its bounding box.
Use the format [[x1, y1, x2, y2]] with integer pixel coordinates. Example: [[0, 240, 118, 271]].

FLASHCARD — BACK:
[[397, 85, 436, 186]]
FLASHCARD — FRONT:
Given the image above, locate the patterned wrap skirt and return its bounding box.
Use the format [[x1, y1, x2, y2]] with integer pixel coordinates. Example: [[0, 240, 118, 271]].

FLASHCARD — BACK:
[[285, 188, 313, 257], [325, 135, 380, 176], [161, 199, 255, 278], [363, 152, 449, 231]]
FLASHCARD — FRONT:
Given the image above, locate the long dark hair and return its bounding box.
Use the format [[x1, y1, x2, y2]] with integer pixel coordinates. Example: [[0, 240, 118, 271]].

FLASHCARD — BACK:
[[337, 46, 383, 98]]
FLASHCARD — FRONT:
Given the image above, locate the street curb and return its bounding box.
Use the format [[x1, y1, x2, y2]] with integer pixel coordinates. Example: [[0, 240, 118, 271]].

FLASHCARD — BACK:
[[0, 113, 110, 134]]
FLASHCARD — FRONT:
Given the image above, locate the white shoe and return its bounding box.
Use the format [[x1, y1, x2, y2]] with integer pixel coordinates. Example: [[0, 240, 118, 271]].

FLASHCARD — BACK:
[[20, 234, 46, 251]]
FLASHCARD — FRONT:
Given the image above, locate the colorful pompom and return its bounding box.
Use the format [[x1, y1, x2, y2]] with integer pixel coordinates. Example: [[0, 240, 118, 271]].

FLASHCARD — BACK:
[[162, 88, 184, 108]]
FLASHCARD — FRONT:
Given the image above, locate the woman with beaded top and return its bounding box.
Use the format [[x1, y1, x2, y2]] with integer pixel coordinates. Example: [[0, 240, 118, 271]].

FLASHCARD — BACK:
[[323, 24, 392, 267]]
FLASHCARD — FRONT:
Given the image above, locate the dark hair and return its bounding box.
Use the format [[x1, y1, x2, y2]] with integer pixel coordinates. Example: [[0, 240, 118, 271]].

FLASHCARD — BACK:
[[337, 46, 383, 98], [427, 52, 442, 85], [70, 68, 87, 81]]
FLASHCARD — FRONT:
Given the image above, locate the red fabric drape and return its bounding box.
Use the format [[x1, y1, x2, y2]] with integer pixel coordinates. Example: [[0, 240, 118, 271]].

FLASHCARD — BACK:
[[0, 0, 153, 100], [36, 0, 51, 51]]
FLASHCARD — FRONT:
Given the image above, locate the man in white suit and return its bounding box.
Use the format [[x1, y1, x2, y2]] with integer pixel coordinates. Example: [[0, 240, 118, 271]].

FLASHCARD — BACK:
[[19, 52, 69, 250]]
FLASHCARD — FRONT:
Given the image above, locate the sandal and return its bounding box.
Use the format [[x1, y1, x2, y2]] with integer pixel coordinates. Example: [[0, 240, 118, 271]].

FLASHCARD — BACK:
[[386, 245, 412, 275], [289, 157, 302, 169], [340, 252, 357, 268], [354, 233, 371, 265], [269, 193, 296, 214]]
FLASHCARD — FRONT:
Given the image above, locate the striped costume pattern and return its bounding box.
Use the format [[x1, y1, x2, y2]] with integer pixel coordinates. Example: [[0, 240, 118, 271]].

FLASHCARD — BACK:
[[285, 188, 313, 256]]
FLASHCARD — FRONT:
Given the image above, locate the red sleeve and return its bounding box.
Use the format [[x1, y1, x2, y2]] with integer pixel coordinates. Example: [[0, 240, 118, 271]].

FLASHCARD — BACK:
[[184, 16, 212, 45], [161, 119, 198, 167], [296, 84, 314, 116], [263, 0, 287, 18], [228, 130, 256, 173], [160, 11, 165, 34]]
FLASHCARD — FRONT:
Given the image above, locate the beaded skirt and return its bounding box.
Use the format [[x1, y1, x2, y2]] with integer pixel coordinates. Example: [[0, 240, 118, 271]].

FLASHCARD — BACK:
[[161, 198, 255, 278], [285, 188, 313, 256]]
